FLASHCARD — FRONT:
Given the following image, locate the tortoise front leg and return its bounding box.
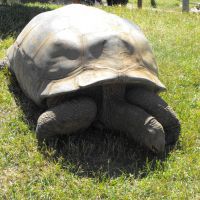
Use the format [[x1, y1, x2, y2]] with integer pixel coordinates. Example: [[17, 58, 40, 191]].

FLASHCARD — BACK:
[[100, 85, 165, 153], [36, 98, 97, 140], [102, 101, 165, 153], [126, 88, 180, 145]]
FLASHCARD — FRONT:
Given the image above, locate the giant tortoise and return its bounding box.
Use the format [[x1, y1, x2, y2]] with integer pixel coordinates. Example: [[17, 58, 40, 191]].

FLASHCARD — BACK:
[[6, 4, 180, 153]]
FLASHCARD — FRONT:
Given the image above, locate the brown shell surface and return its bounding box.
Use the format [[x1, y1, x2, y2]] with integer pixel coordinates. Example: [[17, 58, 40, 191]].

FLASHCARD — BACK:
[[7, 4, 165, 106]]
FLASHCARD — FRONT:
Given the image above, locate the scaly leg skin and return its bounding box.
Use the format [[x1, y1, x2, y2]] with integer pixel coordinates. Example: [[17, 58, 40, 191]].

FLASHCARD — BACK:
[[36, 98, 97, 141], [101, 85, 165, 153], [102, 101, 166, 153], [127, 88, 180, 145]]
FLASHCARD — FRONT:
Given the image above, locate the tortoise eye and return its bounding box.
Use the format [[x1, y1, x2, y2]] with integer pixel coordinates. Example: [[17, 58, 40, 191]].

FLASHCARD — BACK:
[[89, 40, 106, 59]]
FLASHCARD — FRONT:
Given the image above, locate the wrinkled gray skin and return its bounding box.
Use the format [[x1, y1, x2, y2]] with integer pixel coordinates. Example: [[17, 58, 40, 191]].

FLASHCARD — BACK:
[[5, 5, 180, 154], [36, 83, 180, 154]]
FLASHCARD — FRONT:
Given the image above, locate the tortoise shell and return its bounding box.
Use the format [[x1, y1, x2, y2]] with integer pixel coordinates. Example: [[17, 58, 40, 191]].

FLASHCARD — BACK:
[[7, 4, 165, 106]]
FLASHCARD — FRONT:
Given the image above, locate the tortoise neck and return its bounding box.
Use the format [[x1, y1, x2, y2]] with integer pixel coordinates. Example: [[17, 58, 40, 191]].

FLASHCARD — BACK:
[[100, 84, 126, 125], [102, 84, 126, 102]]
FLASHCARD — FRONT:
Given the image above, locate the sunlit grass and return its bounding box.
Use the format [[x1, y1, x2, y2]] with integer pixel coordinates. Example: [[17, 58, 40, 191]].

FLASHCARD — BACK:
[[0, 3, 200, 199]]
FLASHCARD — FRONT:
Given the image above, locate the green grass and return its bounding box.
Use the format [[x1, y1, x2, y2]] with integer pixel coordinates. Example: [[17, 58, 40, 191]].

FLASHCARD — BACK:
[[0, 3, 200, 199]]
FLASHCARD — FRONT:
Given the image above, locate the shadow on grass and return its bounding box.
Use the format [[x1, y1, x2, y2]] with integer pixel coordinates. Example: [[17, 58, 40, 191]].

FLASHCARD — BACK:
[[0, 3, 52, 39], [7, 72, 175, 179]]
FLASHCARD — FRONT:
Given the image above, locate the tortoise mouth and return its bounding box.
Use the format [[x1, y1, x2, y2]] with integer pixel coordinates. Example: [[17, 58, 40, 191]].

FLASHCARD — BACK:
[[38, 65, 166, 105]]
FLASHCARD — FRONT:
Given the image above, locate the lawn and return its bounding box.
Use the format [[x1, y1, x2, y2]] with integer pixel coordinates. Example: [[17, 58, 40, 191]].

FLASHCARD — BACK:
[[0, 2, 200, 199]]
